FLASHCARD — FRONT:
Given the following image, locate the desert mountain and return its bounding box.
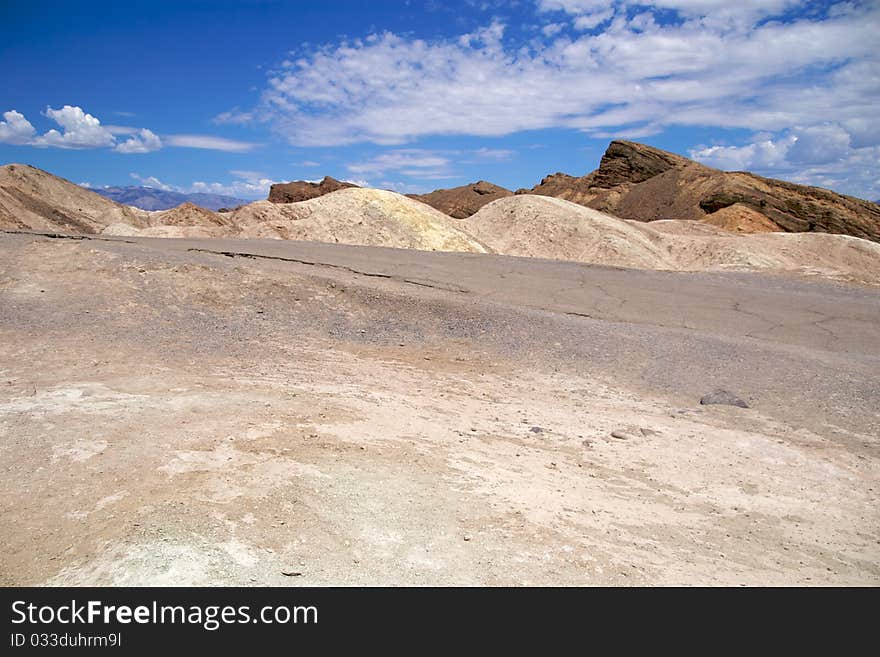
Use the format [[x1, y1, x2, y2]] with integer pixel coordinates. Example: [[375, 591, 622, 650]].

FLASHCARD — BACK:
[[104, 202, 237, 239], [518, 140, 880, 242], [463, 195, 880, 285], [268, 176, 358, 204], [90, 185, 246, 211], [0, 164, 483, 252], [0, 164, 148, 233], [231, 188, 488, 252], [3, 160, 879, 284], [408, 180, 513, 219]]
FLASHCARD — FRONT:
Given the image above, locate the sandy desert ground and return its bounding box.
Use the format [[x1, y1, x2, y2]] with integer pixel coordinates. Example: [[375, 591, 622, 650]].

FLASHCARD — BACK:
[[1, 230, 878, 585]]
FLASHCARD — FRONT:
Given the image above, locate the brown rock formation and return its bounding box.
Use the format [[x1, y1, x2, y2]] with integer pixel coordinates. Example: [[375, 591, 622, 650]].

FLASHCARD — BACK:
[[409, 180, 513, 219], [268, 176, 358, 204], [150, 202, 232, 228], [520, 140, 880, 242]]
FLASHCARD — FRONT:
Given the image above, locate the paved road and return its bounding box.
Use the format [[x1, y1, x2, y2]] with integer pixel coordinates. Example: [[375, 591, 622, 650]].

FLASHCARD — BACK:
[[136, 234, 880, 355]]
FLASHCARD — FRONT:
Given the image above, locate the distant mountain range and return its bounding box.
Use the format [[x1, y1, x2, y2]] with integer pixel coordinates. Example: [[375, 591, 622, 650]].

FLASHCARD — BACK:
[[89, 186, 247, 211]]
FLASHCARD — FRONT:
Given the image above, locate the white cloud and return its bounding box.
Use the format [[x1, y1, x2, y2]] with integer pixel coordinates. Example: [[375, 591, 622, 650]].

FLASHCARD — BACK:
[[347, 149, 452, 178], [0, 105, 255, 154], [589, 124, 662, 139], [690, 137, 795, 171], [254, 3, 879, 151], [300, 160, 321, 167], [164, 134, 259, 152], [470, 147, 514, 161], [541, 22, 565, 37], [0, 110, 37, 145], [572, 9, 614, 30], [538, 0, 795, 30], [213, 110, 255, 125], [130, 170, 280, 199], [786, 124, 851, 165], [115, 128, 162, 154], [130, 173, 174, 190], [689, 124, 879, 200], [33, 105, 116, 149], [381, 180, 432, 194], [784, 147, 880, 200], [346, 146, 514, 181], [105, 124, 141, 135], [228, 169, 266, 182], [538, 0, 609, 13]]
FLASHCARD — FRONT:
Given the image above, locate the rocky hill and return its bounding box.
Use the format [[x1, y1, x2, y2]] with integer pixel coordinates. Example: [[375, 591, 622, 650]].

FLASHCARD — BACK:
[[268, 176, 358, 204], [462, 195, 880, 285], [409, 180, 512, 219], [232, 188, 488, 252], [0, 164, 148, 233], [518, 141, 880, 242], [3, 159, 879, 285]]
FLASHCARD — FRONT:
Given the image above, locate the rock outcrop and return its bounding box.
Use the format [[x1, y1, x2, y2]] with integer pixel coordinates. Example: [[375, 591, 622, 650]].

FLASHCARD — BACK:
[[268, 176, 358, 204], [409, 180, 513, 219], [519, 140, 880, 242]]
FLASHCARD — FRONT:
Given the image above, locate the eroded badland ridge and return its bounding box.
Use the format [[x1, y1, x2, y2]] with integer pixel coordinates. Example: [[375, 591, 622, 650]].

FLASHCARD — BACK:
[[517, 140, 880, 241]]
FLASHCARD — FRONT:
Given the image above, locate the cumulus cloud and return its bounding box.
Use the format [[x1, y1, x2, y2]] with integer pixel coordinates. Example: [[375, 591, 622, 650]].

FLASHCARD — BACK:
[[690, 123, 879, 200], [115, 128, 162, 154], [690, 137, 796, 171], [786, 124, 852, 165], [32, 105, 116, 149], [0, 105, 255, 154], [0, 110, 37, 145]]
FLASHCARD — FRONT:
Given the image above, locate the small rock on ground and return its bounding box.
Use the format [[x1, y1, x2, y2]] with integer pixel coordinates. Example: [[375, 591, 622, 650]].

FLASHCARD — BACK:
[[700, 389, 749, 408]]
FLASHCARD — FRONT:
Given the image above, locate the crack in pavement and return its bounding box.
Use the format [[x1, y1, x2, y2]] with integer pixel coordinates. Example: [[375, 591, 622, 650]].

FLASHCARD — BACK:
[[1, 229, 136, 245], [186, 247, 472, 294]]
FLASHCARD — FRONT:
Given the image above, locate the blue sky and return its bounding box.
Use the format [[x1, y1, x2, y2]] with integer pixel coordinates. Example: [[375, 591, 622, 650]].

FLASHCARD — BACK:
[[1, 0, 878, 200]]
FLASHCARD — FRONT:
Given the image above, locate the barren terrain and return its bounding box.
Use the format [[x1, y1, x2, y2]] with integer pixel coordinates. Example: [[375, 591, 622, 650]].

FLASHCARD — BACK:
[[1, 230, 878, 585]]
